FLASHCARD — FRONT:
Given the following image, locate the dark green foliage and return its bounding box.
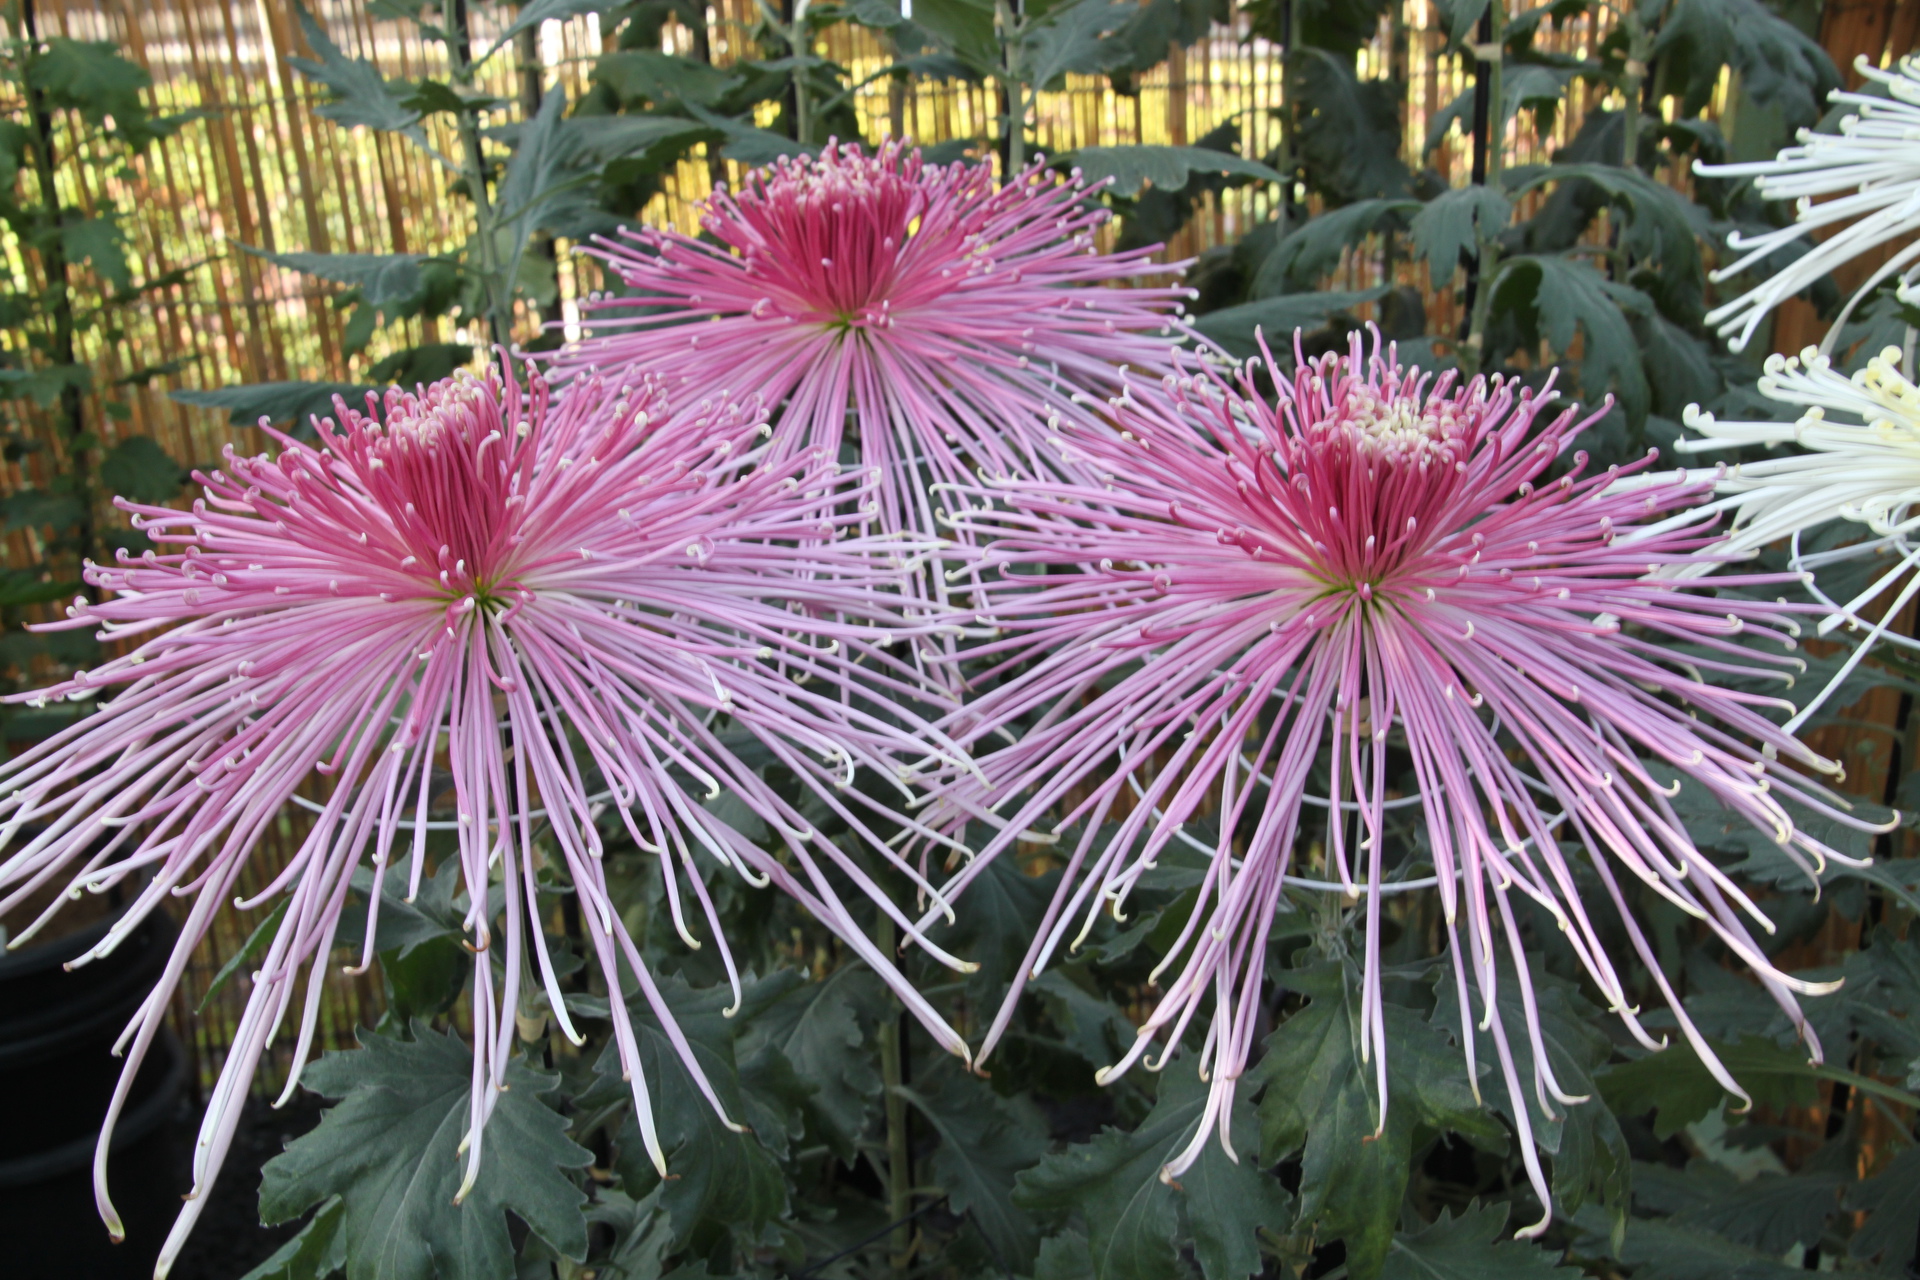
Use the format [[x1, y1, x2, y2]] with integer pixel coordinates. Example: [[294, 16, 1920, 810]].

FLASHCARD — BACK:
[[1651, 0, 1837, 129], [259, 1027, 592, 1280], [1380, 1204, 1578, 1280], [1259, 966, 1503, 1280], [239, 1198, 347, 1280], [905, 1062, 1050, 1268], [0, 12, 192, 716], [287, 2, 429, 143], [172, 381, 373, 431], [1019, 1060, 1289, 1280], [1068, 144, 1283, 198]]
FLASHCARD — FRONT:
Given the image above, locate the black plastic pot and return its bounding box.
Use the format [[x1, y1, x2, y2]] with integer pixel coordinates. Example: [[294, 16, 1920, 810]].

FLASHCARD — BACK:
[[0, 904, 189, 1278]]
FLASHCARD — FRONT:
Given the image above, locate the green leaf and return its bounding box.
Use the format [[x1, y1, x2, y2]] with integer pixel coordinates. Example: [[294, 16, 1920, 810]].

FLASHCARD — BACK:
[[1630, 1161, 1842, 1256], [1434, 0, 1491, 47], [259, 1026, 591, 1280], [236, 247, 429, 307], [1035, 1229, 1099, 1280], [397, 80, 505, 117], [239, 1196, 346, 1280], [1569, 1205, 1810, 1280], [366, 344, 474, 388], [27, 39, 157, 144], [1381, 1203, 1576, 1280], [1847, 1145, 1920, 1272], [910, 0, 1000, 72], [592, 51, 741, 109], [1031, 968, 1138, 1076], [0, 363, 90, 409], [171, 381, 371, 430], [738, 964, 886, 1160], [590, 974, 799, 1248], [198, 899, 288, 1015], [0, 569, 82, 608], [901, 1063, 1048, 1271], [481, 0, 614, 59], [1179, 1121, 1293, 1280], [338, 859, 468, 956], [1189, 287, 1388, 359], [114, 357, 196, 388], [1664, 775, 1920, 916], [1021, 0, 1135, 90], [1069, 145, 1282, 198], [1, 489, 84, 534], [61, 216, 131, 293], [1429, 954, 1629, 1231], [1642, 314, 1721, 418], [1653, 0, 1839, 128], [584, 1187, 674, 1280], [1257, 967, 1501, 1280], [1291, 48, 1411, 201], [1513, 163, 1705, 317], [1018, 1058, 1285, 1280], [1254, 198, 1418, 295], [681, 103, 820, 165], [493, 88, 572, 292], [1502, 64, 1577, 136], [1489, 253, 1649, 424], [288, 2, 427, 144], [1100, 0, 1213, 77], [1409, 186, 1512, 288], [100, 436, 184, 505], [1596, 1034, 1918, 1138]]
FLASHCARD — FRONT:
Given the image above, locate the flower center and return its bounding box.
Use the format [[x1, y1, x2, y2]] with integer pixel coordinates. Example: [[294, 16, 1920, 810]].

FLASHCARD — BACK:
[[1334, 385, 1470, 464], [347, 371, 524, 604], [717, 142, 960, 329]]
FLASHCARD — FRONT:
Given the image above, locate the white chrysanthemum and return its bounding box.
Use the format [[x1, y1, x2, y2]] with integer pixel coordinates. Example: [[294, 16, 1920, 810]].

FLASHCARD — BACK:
[[1697, 56, 1920, 353], [1676, 344, 1920, 725]]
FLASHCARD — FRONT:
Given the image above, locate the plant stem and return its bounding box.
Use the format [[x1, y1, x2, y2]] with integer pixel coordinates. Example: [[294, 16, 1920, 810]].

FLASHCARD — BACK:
[[515, 15, 562, 341], [20, 0, 98, 587], [1462, 0, 1507, 375], [875, 914, 913, 1270], [451, 0, 509, 353], [997, 0, 1025, 181], [793, 35, 812, 142], [1275, 0, 1301, 240]]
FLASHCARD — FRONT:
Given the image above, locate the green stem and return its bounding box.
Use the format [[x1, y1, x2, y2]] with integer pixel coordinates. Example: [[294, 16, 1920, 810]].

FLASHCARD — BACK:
[[875, 915, 913, 1270], [20, 0, 98, 586], [516, 15, 561, 339], [996, 0, 1025, 180], [450, 0, 508, 352], [1275, 0, 1301, 240], [1619, 4, 1653, 172], [1463, 0, 1508, 375], [793, 27, 812, 144]]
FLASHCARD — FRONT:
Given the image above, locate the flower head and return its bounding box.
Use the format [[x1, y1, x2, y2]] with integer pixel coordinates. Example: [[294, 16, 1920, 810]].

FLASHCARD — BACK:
[[913, 332, 1884, 1234], [555, 140, 1192, 662], [1677, 344, 1920, 724], [1698, 55, 1920, 352], [0, 361, 969, 1273]]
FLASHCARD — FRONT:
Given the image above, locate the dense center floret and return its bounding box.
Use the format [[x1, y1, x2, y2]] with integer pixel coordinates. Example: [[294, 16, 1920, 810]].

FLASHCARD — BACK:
[[334, 371, 526, 607], [721, 145, 929, 327], [1331, 384, 1473, 464]]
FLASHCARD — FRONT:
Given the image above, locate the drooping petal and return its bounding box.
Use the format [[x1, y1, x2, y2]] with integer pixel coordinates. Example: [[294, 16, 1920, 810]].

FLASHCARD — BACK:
[[909, 330, 1882, 1233], [0, 360, 971, 1274]]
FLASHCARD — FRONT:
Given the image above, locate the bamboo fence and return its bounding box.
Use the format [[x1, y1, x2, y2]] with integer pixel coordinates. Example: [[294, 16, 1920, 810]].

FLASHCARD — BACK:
[[0, 0, 1914, 1101]]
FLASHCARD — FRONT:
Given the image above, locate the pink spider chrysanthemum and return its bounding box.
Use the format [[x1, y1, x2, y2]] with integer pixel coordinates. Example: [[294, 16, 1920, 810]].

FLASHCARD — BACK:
[[552, 139, 1193, 672], [0, 361, 973, 1275], [911, 332, 1890, 1234]]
